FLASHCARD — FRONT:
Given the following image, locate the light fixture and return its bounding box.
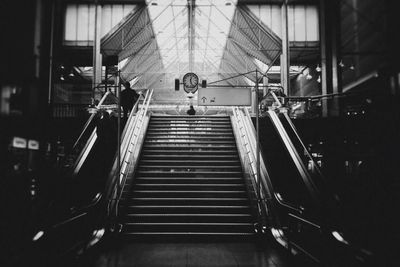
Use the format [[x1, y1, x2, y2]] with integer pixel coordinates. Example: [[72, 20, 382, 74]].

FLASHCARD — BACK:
[[68, 71, 74, 77], [151, 2, 158, 6], [317, 75, 321, 83], [339, 60, 345, 68], [316, 64, 321, 72], [306, 73, 312, 80], [60, 75, 65, 81], [32, 230, 44, 241], [349, 64, 355, 70]]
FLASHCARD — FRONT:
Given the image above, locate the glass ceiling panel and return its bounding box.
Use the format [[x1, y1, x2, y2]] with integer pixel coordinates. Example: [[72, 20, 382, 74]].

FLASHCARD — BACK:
[[147, 0, 237, 77]]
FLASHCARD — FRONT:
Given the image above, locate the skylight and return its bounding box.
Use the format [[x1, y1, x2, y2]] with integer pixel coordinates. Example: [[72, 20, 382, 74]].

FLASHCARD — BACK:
[[147, 0, 237, 78]]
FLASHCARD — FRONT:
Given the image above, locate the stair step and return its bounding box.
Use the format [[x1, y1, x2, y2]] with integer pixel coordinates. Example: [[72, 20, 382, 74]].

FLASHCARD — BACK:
[[139, 160, 240, 166], [151, 116, 229, 119], [124, 214, 253, 223], [122, 222, 254, 233], [131, 191, 247, 198], [137, 171, 243, 177], [146, 133, 233, 137], [129, 198, 249, 205], [142, 149, 238, 155], [133, 184, 245, 189], [148, 123, 231, 127], [145, 136, 235, 140], [120, 232, 255, 239], [143, 145, 237, 149], [132, 178, 244, 184], [146, 128, 233, 132], [145, 140, 235, 145], [150, 121, 231, 125], [125, 205, 252, 214], [138, 166, 242, 171], [141, 155, 239, 160]]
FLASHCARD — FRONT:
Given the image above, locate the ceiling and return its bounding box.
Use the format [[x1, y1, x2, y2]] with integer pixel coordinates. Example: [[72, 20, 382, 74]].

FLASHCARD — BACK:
[[100, 0, 319, 98]]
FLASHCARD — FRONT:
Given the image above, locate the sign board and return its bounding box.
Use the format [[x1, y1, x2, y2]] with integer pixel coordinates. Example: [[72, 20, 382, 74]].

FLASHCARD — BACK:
[[198, 87, 251, 106], [12, 137, 27, 149], [28, 140, 40, 150]]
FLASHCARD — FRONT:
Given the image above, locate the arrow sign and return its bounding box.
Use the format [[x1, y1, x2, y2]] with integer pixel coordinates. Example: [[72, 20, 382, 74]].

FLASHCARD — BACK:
[[198, 87, 251, 106]]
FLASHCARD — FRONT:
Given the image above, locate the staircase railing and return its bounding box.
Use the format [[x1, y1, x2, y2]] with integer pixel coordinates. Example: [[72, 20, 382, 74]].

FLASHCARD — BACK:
[[106, 89, 153, 225], [231, 106, 274, 232]]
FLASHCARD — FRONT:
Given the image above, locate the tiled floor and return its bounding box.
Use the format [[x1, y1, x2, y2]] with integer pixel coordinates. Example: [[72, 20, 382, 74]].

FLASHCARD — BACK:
[[76, 239, 315, 267]]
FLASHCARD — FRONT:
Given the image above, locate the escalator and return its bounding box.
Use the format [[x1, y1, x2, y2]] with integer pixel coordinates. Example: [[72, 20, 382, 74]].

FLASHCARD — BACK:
[[23, 90, 147, 267], [231, 107, 377, 266]]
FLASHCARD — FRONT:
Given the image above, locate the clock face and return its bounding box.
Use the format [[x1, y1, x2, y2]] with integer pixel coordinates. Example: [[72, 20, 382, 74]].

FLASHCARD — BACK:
[[183, 72, 199, 88]]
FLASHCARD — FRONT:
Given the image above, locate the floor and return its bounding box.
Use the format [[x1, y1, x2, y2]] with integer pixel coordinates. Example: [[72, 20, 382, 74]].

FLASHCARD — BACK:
[[75, 238, 316, 267]]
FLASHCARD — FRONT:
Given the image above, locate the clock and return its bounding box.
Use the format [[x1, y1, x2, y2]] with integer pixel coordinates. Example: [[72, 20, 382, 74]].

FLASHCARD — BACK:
[[182, 72, 199, 93]]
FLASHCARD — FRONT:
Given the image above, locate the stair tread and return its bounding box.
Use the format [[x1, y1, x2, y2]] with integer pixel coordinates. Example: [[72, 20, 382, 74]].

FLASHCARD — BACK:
[[122, 232, 254, 235], [127, 205, 250, 208], [130, 197, 248, 200], [125, 222, 252, 225], [139, 171, 242, 174], [139, 165, 241, 168], [133, 190, 246, 194], [139, 160, 240, 163], [127, 214, 251, 217], [133, 184, 244, 186]]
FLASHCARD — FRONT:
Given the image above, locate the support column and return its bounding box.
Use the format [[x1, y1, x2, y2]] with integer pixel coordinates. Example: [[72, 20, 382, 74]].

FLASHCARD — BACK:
[[263, 76, 269, 96], [330, 0, 340, 116], [251, 86, 257, 114], [320, 0, 341, 117], [319, 0, 328, 117], [93, 2, 102, 100], [281, 0, 290, 96]]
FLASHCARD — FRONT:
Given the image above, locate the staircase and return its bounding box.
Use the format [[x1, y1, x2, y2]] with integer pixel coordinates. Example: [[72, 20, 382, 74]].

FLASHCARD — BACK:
[[120, 115, 255, 238]]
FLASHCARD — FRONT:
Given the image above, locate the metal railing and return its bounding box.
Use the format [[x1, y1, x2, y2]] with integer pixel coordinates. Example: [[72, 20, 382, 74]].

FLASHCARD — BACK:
[[106, 89, 153, 222], [231, 106, 274, 231]]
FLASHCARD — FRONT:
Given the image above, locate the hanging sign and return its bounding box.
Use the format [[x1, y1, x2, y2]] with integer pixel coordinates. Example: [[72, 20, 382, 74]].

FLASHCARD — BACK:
[[198, 87, 252, 106]]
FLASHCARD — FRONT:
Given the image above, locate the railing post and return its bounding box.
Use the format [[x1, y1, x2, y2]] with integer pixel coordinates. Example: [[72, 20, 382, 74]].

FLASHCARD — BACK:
[[256, 70, 261, 202], [117, 71, 121, 203]]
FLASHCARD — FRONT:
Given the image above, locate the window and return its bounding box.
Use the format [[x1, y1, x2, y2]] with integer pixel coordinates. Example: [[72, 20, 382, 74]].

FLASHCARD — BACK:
[[64, 4, 135, 46]]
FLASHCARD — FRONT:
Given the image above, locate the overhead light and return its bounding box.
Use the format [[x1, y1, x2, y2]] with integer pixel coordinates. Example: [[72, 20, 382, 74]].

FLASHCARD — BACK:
[[60, 75, 65, 81], [151, 2, 158, 6], [317, 75, 321, 83], [316, 64, 321, 72], [349, 64, 355, 70], [32, 231, 44, 241], [68, 71, 74, 77], [339, 60, 345, 68], [225, 1, 232, 5]]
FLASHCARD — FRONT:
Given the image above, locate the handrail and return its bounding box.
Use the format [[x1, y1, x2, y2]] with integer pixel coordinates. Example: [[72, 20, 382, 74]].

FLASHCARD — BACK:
[[281, 111, 325, 179], [106, 89, 153, 219], [231, 107, 275, 213], [73, 91, 111, 150], [267, 110, 321, 203]]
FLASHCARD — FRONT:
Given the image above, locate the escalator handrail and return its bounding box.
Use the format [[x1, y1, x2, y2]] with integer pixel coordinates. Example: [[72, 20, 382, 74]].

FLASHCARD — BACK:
[[281, 111, 326, 180], [267, 110, 321, 203], [50, 92, 142, 229], [240, 107, 316, 213], [72, 91, 112, 151]]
